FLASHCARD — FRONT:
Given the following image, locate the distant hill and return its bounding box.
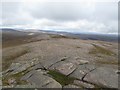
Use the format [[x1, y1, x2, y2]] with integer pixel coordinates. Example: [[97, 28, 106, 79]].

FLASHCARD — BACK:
[[2, 28, 118, 42]]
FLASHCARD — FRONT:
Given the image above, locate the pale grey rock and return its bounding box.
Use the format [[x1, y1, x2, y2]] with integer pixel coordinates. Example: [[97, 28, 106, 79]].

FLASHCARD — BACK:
[[11, 63, 31, 74], [22, 70, 62, 88], [70, 64, 96, 80], [63, 84, 81, 88], [30, 63, 44, 70], [84, 67, 118, 88], [73, 80, 94, 88], [55, 62, 77, 76], [14, 83, 36, 88], [9, 63, 22, 71], [71, 59, 89, 65], [21, 70, 36, 80]]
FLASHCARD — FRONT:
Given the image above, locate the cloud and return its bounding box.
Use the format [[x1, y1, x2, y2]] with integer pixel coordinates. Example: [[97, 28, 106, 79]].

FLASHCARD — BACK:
[[1, 0, 118, 34]]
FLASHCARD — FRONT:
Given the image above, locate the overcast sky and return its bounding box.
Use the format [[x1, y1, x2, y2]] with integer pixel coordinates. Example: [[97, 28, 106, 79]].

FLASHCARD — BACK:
[[1, 0, 119, 34]]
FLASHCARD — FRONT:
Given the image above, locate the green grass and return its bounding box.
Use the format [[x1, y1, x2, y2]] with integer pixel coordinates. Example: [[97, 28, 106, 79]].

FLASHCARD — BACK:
[[89, 44, 116, 56], [2, 48, 29, 71], [47, 70, 76, 86], [2, 69, 29, 86]]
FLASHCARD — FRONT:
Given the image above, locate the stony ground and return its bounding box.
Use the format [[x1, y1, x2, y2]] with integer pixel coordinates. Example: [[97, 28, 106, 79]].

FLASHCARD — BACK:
[[2, 33, 119, 89]]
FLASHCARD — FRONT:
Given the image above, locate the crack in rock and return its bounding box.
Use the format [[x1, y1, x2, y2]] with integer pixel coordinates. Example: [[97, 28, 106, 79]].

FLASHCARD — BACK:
[[81, 68, 97, 81], [47, 57, 68, 69], [41, 81, 52, 87]]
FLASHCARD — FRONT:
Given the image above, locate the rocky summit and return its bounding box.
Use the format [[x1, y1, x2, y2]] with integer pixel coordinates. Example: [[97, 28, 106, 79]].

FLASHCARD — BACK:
[[1, 30, 118, 89]]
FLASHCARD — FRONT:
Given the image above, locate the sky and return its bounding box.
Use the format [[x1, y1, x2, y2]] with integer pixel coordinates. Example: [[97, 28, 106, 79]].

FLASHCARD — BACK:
[[0, 0, 119, 34]]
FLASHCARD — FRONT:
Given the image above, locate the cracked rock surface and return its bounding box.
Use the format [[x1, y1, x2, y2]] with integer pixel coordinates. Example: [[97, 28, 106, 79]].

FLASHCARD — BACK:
[[2, 33, 118, 89]]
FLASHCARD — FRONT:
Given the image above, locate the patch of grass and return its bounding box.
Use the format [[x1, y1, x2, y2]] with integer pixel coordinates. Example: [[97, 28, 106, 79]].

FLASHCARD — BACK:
[[2, 69, 29, 86], [76, 46, 81, 48], [50, 34, 69, 38], [96, 60, 118, 65], [47, 70, 76, 86], [50, 34, 77, 39], [89, 44, 116, 56], [2, 48, 29, 71]]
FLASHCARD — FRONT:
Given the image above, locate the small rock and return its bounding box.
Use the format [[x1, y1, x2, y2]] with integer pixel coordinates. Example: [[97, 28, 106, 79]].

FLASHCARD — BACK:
[[74, 60, 89, 65], [116, 70, 120, 74], [8, 78, 16, 87]]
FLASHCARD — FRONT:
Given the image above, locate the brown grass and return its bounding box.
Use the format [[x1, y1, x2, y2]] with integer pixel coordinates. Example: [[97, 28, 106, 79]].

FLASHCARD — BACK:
[[2, 48, 29, 71], [50, 34, 77, 39], [89, 44, 116, 56], [96, 59, 118, 65]]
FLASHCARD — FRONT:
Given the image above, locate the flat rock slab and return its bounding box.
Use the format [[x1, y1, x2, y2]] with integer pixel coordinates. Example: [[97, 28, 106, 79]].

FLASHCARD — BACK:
[[55, 62, 77, 76], [9, 63, 31, 75], [70, 64, 96, 80], [84, 67, 118, 88], [7, 59, 41, 75], [8, 63, 22, 71], [30, 63, 44, 70], [22, 70, 62, 88]]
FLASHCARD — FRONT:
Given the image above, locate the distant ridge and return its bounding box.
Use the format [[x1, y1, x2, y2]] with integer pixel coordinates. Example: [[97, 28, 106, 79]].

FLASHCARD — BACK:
[[2, 28, 118, 42]]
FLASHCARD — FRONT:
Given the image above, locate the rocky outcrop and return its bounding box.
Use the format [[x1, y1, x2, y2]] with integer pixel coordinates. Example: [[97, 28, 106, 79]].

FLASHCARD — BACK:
[[84, 67, 118, 88], [2, 36, 118, 89], [55, 62, 77, 76], [21, 70, 62, 88]]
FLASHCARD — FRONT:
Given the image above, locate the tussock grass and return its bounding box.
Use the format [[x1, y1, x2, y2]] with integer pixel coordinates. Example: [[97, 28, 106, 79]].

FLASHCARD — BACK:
[[2, 69, 28, 86], [47, 70, 76, 86], [89, 44, 116, 56]]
